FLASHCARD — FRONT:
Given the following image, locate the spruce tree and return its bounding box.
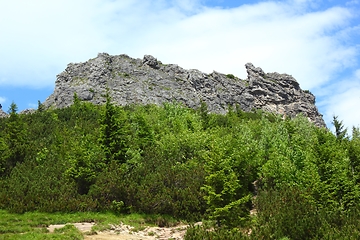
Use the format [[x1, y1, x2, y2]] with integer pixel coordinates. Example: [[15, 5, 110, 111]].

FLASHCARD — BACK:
[[99, 93, 128, 164], [332, 115, 347, 140], [2, 102, 28, 175]]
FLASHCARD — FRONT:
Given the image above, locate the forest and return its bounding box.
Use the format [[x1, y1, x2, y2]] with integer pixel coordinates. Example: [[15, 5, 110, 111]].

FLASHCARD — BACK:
[[1, 94, 360, 239]]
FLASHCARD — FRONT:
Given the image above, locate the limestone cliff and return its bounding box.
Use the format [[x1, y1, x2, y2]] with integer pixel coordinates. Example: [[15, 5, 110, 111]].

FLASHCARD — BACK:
[[43, 53, 325, 127]]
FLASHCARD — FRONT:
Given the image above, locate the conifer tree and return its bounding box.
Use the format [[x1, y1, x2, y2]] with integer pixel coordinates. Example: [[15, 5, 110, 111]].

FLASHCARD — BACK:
[[99, 93, 128, 164], [332, 115, 347, 140], [0, 136, 8, 175], [37, 100, 44, 112], [198, 100, 209, 129], [2, 102, 28, 175], [201, 138, 251, 228]]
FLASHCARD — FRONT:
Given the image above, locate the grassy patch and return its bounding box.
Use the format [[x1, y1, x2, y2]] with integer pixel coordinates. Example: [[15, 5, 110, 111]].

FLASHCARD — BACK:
[[0, 224, 83, 240], [0, 210, 180, 239]]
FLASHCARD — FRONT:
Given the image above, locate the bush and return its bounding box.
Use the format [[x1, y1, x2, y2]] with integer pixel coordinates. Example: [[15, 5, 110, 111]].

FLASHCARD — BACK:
[[252, 186, 360, 240], [185, 225, 247, 240], [226, 74, 235, 79]]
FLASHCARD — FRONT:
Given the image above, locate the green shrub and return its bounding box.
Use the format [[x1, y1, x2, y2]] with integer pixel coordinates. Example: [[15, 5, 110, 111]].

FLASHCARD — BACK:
[[185, 225, 247, 240], [226, 74, 235, 79]]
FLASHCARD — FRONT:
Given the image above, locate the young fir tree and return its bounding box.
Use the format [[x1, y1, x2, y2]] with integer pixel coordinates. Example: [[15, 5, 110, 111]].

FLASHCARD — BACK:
[[37, 100, 45, 112], [201, 138, 251, 228], [99, 93, 128, 164], [0, 136, 8, 175], [2, 102, 28, 175], [332, 115, 348, 140]]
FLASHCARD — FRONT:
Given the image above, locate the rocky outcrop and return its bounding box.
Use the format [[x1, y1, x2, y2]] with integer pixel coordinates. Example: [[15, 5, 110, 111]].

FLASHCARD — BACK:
[[19, 109, 36, 115], [0, 109, 7, 118], [43, 53, 325, 127], [0, 109, 36, 118]]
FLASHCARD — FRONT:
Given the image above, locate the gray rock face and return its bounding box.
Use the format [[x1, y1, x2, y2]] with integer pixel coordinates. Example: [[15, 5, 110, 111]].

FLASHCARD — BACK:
[[43, 53, 326, 127], [0, 109, 8, 118], [0, 109, 36, 118], [19, 109, 36, 115]]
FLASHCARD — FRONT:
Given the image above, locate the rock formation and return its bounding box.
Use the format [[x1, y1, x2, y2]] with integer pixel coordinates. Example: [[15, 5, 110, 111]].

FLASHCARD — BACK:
[[43, 53, 325, 127], [0, 109, 7, 118], [0, 108, 36, 118], [19, 109, 36, 115]]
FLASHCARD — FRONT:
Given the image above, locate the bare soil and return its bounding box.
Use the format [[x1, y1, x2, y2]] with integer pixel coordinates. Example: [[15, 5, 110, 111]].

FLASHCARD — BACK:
[[48, 222, 190, 240]]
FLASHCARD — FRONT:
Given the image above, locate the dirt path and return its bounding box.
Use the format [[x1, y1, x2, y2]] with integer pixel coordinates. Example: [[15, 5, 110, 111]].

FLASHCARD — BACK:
[[48, 222, 189, 240], [47, 222, 95, 233], [85, 232, 150, 240]]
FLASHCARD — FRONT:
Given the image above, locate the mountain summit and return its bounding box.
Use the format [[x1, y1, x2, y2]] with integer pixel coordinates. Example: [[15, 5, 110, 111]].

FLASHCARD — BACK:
[[43, 53, 325, 127]]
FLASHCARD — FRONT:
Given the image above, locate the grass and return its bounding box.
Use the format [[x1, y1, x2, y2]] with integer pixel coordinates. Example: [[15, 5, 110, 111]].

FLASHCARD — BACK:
[[0, 209, 180, 239], [0, 224, 83, 240]]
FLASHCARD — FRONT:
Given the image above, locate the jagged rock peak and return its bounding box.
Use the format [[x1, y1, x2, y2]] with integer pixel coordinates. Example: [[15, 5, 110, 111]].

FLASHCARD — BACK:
[[43, 53, 326, 127], [143, 55, 160, 69], [246, 62, 265, 78]]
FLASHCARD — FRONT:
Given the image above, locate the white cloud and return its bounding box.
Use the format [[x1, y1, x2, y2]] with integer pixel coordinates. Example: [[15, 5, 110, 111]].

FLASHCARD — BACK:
[[321, 71, 360, 131], [0, 97, 6, 104], [346, 0, 359, 6], [0, 0, 357, 89], [356, 69, 360, 78], [28, 103, 38, 109], [0, 0, 108, 87], [137, 2, 356, 90]]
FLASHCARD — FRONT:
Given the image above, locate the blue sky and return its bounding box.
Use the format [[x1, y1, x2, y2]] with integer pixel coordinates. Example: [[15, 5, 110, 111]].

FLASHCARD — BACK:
[[0, 0, 359, 132]]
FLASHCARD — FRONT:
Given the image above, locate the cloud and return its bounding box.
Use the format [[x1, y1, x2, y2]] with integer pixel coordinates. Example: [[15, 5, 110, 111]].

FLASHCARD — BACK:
[[0, 0, 357, 89], [0, 97, 5, 104], [0, 0, 114, 87], [143, 2, 357, 90], [346, 0, 359, 6], [28, 103, 38, 109], [320, 71, 360, 131]]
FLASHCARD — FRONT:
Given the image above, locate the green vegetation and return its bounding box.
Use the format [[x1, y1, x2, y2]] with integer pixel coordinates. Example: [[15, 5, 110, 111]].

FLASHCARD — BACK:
[[161, 86, 172, 91], [243, 79, 250, 87], [1, 98, 360, 239], [226, 74, 235, 79], [70, 77, 88, 86], [113, 71, 130, 78], [0, 209, 177, 239]]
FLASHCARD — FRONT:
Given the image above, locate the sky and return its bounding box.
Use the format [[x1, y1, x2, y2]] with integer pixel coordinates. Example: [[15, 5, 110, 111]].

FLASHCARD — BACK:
[[0, 0, 359, 133]]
